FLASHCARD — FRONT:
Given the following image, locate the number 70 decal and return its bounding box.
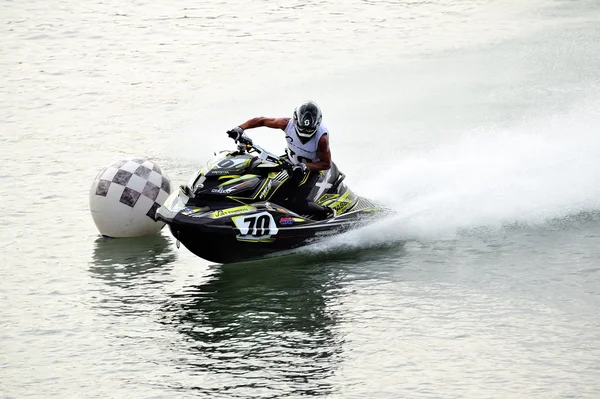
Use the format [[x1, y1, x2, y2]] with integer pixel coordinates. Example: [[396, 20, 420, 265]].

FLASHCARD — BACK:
[[232, 212, 279, 242]]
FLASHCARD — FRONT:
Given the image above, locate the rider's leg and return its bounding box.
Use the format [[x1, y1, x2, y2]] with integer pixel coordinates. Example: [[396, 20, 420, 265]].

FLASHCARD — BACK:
[[287, 171, 332, 219]]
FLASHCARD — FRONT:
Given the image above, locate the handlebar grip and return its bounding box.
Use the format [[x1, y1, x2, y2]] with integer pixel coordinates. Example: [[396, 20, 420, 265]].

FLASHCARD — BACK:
[[237, 134, 253, 145], [279, 158, 293, 171]]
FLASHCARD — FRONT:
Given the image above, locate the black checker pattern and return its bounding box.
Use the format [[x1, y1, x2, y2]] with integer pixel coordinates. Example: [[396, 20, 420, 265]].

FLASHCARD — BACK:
[[95, 159, 171, 221], [112, 169, 133, 185], [120, 187, 140, 207], [161, 176, 171, 193], [146, 202, 161, 220], [95, 179, 111, 197], [113, 159, 127, 168], [142, 181, 160, 201], [134, 165, 152, 179]]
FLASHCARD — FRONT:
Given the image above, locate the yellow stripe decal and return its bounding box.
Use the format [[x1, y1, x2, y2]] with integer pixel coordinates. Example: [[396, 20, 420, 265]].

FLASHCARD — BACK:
[[298, 171, 311, 186], [328, 190, 356, 214], [220, 174, 258, 185], [218, 175, 241, 181], [209, 205, 255, 219], [266, 178, 289, 201]]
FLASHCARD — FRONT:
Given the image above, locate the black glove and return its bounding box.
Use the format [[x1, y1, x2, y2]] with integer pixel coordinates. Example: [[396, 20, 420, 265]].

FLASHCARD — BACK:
[[237, 133, 253, 146], [279, 158, 293, 171], [291, 162, 308, 182], [294, 162, 308, 174], [226, 126, 244, 142]]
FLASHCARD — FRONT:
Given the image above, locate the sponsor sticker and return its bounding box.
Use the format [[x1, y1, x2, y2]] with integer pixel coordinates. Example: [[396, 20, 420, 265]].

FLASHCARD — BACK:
[[211, 186, 236, 194], [181, 207, 204, 216], [279, 217, 294, 225], [210, 205, 255, 219], [258, 180, 272, 200]]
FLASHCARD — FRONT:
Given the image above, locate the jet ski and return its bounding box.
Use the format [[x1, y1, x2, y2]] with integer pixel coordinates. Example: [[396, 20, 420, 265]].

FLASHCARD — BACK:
[[156, 135, 389, 264]]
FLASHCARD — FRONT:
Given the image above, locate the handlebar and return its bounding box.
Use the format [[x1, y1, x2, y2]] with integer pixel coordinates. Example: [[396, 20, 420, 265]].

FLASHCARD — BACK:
[[236, 134, 253, 146], [232, 134, 285, 165]]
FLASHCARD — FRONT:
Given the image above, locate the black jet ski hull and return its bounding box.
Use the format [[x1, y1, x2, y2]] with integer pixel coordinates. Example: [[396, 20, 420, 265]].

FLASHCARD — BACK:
[[167, 221, 341, 264], [155, 139, 389, 264], [159, 198, 386, 264]]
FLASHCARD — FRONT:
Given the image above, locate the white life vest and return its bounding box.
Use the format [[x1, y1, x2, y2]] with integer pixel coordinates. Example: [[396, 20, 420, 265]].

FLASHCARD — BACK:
[[283, 119, 328, 165]]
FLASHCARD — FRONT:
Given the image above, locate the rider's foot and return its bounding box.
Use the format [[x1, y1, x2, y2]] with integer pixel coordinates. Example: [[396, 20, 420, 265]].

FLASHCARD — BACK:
[[324, 206, 337, 219]]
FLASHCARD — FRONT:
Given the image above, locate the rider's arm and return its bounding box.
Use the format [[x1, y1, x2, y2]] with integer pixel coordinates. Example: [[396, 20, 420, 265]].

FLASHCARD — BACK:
[[305, 134, 332, 172], [239, 117, 290, 131]]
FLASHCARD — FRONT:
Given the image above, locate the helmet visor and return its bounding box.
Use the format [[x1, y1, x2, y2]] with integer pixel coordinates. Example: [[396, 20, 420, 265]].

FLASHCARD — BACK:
[[297, 126, 316, 134]]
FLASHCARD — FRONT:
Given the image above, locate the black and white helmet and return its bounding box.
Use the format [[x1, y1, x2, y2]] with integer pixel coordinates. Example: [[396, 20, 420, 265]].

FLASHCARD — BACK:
[[293, 101, 322, 143]]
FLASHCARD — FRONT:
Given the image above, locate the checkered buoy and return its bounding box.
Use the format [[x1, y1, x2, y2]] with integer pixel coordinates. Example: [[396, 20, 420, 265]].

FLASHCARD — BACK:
[[89, 158, 172, 237]]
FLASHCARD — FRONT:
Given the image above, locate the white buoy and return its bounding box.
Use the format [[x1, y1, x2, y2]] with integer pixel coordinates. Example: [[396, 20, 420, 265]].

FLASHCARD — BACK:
[[89, 158, 172, 237]]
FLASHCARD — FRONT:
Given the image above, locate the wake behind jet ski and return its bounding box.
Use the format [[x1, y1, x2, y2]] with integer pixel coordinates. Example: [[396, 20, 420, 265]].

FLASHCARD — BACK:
[[156, 134, 389, 264]]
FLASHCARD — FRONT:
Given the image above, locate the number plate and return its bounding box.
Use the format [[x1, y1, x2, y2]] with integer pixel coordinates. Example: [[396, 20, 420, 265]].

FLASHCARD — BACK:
[[232, 212, 279, 242]]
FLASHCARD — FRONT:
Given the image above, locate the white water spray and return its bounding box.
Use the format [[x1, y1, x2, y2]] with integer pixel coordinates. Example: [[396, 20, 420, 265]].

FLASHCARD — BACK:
[[309, 99, 600, 252]]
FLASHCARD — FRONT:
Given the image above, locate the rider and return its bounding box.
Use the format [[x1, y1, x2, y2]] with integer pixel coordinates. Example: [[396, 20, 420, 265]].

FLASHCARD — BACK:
[[226, 100, 335, 220]]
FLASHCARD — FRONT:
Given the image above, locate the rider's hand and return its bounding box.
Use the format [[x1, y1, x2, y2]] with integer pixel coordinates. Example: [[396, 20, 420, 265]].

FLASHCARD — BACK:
[[294, 162, 308, 174], [226, 126, 244, 142], [238, 133, 252, 146], [279, 158, 294, 171], [291, 162, 308, 180]]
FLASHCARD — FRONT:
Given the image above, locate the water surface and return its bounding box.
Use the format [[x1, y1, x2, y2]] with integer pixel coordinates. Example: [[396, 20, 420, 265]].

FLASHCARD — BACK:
[[2, 0, 600, 397]]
